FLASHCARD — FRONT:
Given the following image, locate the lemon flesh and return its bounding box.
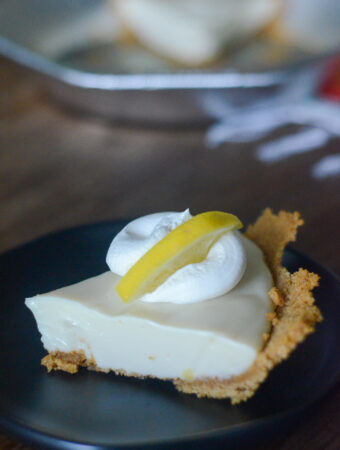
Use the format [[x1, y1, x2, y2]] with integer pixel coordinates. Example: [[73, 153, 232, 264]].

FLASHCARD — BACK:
[[116, 211, 243, 303]]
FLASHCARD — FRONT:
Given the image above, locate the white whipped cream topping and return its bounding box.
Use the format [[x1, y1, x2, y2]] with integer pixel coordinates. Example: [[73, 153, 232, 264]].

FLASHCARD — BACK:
[[106, 211, 246, 304], [106, 210, 192, 276]]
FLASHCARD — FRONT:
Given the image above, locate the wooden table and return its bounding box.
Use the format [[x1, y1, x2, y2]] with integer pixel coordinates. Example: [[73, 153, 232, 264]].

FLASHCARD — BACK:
[[1, 58, 339, 449]]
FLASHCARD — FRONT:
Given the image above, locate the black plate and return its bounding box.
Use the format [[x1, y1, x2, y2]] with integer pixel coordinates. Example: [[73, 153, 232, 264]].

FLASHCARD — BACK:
[[0, 222, 339, 450]]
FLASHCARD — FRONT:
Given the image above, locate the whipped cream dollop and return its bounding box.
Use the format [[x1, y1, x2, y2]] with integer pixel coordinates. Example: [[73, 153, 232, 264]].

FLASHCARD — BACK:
[[106, 210, 246, 304]]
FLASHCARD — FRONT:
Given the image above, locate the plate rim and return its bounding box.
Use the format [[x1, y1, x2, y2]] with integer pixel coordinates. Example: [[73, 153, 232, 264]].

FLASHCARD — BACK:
[[0, 36, 288, 90]]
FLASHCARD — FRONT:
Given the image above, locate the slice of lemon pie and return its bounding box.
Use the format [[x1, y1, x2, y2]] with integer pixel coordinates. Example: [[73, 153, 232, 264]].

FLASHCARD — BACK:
[[25, 209, 322, 404]]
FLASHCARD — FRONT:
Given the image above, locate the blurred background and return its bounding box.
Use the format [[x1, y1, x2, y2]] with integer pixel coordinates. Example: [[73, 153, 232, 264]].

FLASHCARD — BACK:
[[0, 0, 340, 448]]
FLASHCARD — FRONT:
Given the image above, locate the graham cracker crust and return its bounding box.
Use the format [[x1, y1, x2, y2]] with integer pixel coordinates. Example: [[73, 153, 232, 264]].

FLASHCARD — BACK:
[[42, 209, 322, 404]]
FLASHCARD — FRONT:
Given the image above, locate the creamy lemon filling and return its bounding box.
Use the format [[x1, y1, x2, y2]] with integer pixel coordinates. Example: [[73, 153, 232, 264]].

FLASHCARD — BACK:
[[26, 236, 273, 380]]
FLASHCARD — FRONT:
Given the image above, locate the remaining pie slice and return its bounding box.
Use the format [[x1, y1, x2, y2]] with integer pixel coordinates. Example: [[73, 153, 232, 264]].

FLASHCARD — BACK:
[[112, 0, 280, 66], [25, 209, 322, 404]]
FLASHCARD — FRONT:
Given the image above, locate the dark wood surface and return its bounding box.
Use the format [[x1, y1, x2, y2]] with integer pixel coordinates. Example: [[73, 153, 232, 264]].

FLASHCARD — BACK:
[[1, 58, 339, 449]]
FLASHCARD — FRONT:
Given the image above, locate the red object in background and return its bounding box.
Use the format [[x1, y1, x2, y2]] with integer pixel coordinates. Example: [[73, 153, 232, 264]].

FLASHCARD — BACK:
[[319, 55, 340, 101]]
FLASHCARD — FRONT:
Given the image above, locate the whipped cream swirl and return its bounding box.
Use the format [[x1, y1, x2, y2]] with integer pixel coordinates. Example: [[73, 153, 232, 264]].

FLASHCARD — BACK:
[[106, 210, 246, 304]]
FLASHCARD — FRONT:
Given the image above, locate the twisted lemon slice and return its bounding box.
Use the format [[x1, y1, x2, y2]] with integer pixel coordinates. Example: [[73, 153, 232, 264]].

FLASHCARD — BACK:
[[116, 211, 243, 303]]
